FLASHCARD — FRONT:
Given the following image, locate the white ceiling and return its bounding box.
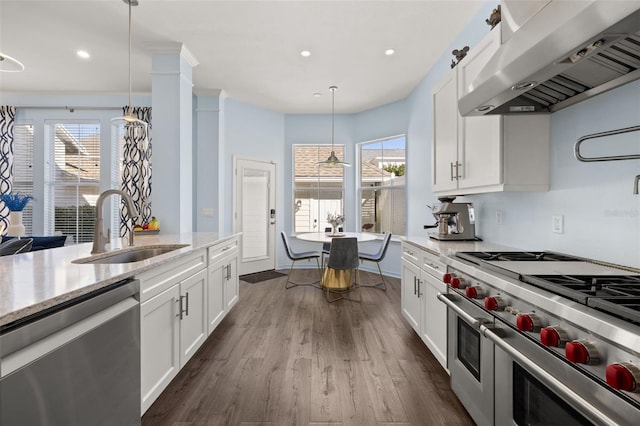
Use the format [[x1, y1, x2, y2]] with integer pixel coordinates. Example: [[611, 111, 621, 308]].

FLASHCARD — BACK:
[[0, 0, 486, 113]]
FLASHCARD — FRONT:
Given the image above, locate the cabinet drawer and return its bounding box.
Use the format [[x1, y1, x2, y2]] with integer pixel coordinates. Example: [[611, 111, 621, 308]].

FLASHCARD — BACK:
[[138, 249, 207, 302], [401, 243, 420, 265], [421, 251, 447, 279], [208, 237, 239, 264]]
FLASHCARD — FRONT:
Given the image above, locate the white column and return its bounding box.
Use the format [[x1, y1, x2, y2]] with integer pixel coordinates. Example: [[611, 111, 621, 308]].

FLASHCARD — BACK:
[[194, 90, 221, 232], [148, 43, 199, 234]]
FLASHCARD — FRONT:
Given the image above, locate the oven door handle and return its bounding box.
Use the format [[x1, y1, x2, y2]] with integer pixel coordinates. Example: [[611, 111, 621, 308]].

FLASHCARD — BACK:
[[481, 325, 617, 426], [437, 292, 481, 329]]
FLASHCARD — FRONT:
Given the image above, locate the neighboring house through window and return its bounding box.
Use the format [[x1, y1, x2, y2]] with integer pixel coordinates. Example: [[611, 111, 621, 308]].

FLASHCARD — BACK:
[[44, 121, 101, 244], [359, 135, 406, 236], [293, 145, 345, 232]]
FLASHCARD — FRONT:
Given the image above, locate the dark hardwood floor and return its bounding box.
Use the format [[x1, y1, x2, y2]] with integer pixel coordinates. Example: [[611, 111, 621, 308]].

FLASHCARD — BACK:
[[142, 269, 474, 426]]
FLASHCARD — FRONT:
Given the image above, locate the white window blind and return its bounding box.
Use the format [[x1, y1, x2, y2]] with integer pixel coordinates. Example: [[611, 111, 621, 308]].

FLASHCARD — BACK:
[[293, 145, 344, 233], [11, 122, 34, 236], [44, 121, 101, 244], [358, 135, 406, 236], [110, 123, 127, 234]]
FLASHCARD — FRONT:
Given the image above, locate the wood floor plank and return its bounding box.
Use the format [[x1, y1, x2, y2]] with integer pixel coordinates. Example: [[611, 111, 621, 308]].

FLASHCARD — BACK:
[[142, 270, 474, 426]]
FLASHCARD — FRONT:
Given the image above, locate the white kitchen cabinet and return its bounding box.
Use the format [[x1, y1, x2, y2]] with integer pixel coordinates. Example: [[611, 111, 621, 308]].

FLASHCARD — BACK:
[[207, 236, 240, 335], [401, 242, 448, 371], [139, 249, 208, 414], [140, 284, 180, 414], [432, 23, 550, 196], [401, 255, 422, 332]]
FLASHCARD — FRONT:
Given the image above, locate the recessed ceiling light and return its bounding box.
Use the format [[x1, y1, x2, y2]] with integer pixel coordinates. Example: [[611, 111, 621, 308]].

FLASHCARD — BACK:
[[77, 50, 90, 59], [385, 49, 395, 56], [313, 92, 322, 98], [300, 50, 311, 57]]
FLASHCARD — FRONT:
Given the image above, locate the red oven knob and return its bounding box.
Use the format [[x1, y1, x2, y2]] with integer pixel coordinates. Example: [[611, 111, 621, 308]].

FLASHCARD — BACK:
[[442, 273, 452, 284], [606, 363, 640, 392], [566, 340, 600, 365], [465, 286, 484, 299], [484, 296, 505, 311], [540, 326, 569, 347], [516, 313, 541, 332], [450, 277, 466, 289]]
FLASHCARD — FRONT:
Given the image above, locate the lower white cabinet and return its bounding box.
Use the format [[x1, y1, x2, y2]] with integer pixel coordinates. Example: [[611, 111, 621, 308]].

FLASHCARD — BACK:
[[140, 257, 208, 414], [401, 242, 448, 371], [207, 237, 239, 335]]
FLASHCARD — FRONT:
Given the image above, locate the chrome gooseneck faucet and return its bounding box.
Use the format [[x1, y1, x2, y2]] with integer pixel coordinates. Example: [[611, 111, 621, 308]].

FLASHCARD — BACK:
[[92, 189, 138, 254]]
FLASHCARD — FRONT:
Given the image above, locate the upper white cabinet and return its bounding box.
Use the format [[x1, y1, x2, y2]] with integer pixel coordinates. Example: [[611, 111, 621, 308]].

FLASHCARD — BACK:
[[432, 24, 550, 196]]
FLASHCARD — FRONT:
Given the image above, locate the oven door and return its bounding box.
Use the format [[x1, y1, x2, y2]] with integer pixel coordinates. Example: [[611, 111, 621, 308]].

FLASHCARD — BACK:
[[439, 292, 494, 426], [486, 325, 638, 426]]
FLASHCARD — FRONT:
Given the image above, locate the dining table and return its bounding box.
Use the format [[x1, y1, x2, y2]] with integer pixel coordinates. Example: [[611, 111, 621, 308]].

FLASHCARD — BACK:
[[296, 231, 378, 290]]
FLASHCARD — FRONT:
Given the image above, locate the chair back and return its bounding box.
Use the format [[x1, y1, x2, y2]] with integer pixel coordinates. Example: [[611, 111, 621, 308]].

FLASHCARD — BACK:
[[281, 231, 295, 260], [372, 233, 392, 261], [327, 237, 359, 270]]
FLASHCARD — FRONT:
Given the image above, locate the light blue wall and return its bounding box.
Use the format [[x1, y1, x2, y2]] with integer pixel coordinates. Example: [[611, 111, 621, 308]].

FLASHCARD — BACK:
[[220, 97, 286, 236], [463, 81, 640, 267]]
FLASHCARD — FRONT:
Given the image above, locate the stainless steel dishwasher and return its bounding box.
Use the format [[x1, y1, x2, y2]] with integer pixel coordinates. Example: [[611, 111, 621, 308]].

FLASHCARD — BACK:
[[1, 279, 141, 425]]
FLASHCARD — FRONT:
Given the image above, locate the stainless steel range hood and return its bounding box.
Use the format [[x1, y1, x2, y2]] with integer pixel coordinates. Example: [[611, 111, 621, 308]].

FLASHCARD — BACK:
[[458, 0, 640, 116]]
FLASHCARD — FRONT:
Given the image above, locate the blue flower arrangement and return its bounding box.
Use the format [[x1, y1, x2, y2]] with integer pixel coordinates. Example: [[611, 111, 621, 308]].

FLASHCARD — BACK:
[[1, 193, 34, 211]]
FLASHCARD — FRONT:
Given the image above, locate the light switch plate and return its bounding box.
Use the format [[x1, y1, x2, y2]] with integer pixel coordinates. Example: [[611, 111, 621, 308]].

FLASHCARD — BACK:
[[202, 208, 214, 217], [552, 215, 564, 234], [496, 210, 504, 225]]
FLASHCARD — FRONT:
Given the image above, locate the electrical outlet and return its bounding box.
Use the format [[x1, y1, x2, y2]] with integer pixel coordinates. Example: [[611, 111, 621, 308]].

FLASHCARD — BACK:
[[202, 208, 214, 217], [496, 210, 504, 225], [552, 215, 564, 234]]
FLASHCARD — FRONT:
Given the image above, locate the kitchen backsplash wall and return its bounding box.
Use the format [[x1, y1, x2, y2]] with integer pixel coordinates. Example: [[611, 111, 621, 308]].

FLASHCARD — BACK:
[[462, 80, 640, 268]]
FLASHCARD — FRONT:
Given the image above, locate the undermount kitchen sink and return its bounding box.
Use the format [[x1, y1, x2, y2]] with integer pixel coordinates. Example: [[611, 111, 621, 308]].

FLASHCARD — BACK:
[[72, 244, 189, 264]]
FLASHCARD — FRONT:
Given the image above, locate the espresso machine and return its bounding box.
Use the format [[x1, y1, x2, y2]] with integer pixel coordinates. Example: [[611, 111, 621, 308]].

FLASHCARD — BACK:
[[425, 197, 477, 241]]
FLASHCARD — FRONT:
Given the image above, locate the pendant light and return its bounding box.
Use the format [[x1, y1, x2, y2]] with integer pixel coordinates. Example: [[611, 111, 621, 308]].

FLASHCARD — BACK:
[[112, 0, 147, 130], [0, 53, 24, 72], [318, 86, 351, 167]]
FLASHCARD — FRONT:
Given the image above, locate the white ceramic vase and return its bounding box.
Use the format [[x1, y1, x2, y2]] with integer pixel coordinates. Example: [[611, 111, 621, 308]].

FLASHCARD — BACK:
[[6, 211, 26, 237]]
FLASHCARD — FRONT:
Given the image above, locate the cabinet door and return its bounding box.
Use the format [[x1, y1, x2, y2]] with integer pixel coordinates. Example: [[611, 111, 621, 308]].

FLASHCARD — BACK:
[[179, 269, 208, 368], [208, 258, 227, 335], [224, 254, 239, 310], [457, 24, 500, 99], [141, 284, 180, 414], [432, 70, 459, 192], [420, 272, 448, 371], [459, 115, 503, 189], [401, 258, 422, 333]]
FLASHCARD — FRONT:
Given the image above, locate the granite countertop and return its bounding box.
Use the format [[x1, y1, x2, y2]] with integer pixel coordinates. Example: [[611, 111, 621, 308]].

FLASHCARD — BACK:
[[402, 235, 515, 257], [0, 232, 240, 327]]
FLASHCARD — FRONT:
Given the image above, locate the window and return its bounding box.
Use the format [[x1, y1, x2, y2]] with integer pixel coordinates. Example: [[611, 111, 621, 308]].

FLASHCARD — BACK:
[[359, 135, 406, 236], [293, 145, 344, 232], [11, 122, 34, 236], [44, 121, 101, 244]]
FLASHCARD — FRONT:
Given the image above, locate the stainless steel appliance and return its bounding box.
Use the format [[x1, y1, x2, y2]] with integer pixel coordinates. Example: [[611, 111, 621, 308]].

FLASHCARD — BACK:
[[459, 1, 640, 116], [427, 197, 476, 241], [1, 279, 141, 425], [438, 251, 640, 425]]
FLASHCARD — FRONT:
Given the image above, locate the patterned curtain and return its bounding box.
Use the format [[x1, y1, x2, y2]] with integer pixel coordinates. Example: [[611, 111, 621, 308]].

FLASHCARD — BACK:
[[0, 106, 16, 233], [120, 106, 152, 237]]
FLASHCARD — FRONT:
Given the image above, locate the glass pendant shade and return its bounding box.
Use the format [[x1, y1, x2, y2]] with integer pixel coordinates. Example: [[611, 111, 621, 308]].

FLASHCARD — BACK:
[[0, 53, 25, 72], [318, 86, 351, 167]]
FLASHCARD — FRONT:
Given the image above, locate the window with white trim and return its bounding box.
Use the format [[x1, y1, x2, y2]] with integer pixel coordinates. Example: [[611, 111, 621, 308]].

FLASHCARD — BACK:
[[44, 121, 101, 244], [293, 145, 345, 232], [358, 135, 406, 236], [11, 122, 34, 236]]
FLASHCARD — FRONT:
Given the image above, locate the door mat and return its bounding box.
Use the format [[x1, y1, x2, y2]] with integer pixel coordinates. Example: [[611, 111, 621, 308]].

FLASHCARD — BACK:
[[239, 270, 286, 284]]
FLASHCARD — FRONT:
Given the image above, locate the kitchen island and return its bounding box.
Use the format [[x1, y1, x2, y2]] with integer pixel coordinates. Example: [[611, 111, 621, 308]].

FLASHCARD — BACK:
[[0, 232, 240, 327], [1, 231, 241, 422]]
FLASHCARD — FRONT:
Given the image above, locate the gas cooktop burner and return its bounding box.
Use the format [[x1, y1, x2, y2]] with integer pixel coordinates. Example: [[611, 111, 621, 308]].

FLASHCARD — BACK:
[[457, 251, 583, 262]]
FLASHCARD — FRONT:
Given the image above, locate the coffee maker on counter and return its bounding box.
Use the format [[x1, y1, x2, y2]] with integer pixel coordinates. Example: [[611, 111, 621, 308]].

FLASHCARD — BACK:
[[425, 197, 477, 241]]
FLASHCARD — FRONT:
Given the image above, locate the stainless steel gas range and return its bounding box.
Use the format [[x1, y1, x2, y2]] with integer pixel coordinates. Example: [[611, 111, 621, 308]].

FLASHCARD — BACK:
[[438, 251, 640, 426]]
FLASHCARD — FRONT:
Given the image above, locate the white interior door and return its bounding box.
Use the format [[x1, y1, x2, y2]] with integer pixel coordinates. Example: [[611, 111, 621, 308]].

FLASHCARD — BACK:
[[234, 158, 276, 275]]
